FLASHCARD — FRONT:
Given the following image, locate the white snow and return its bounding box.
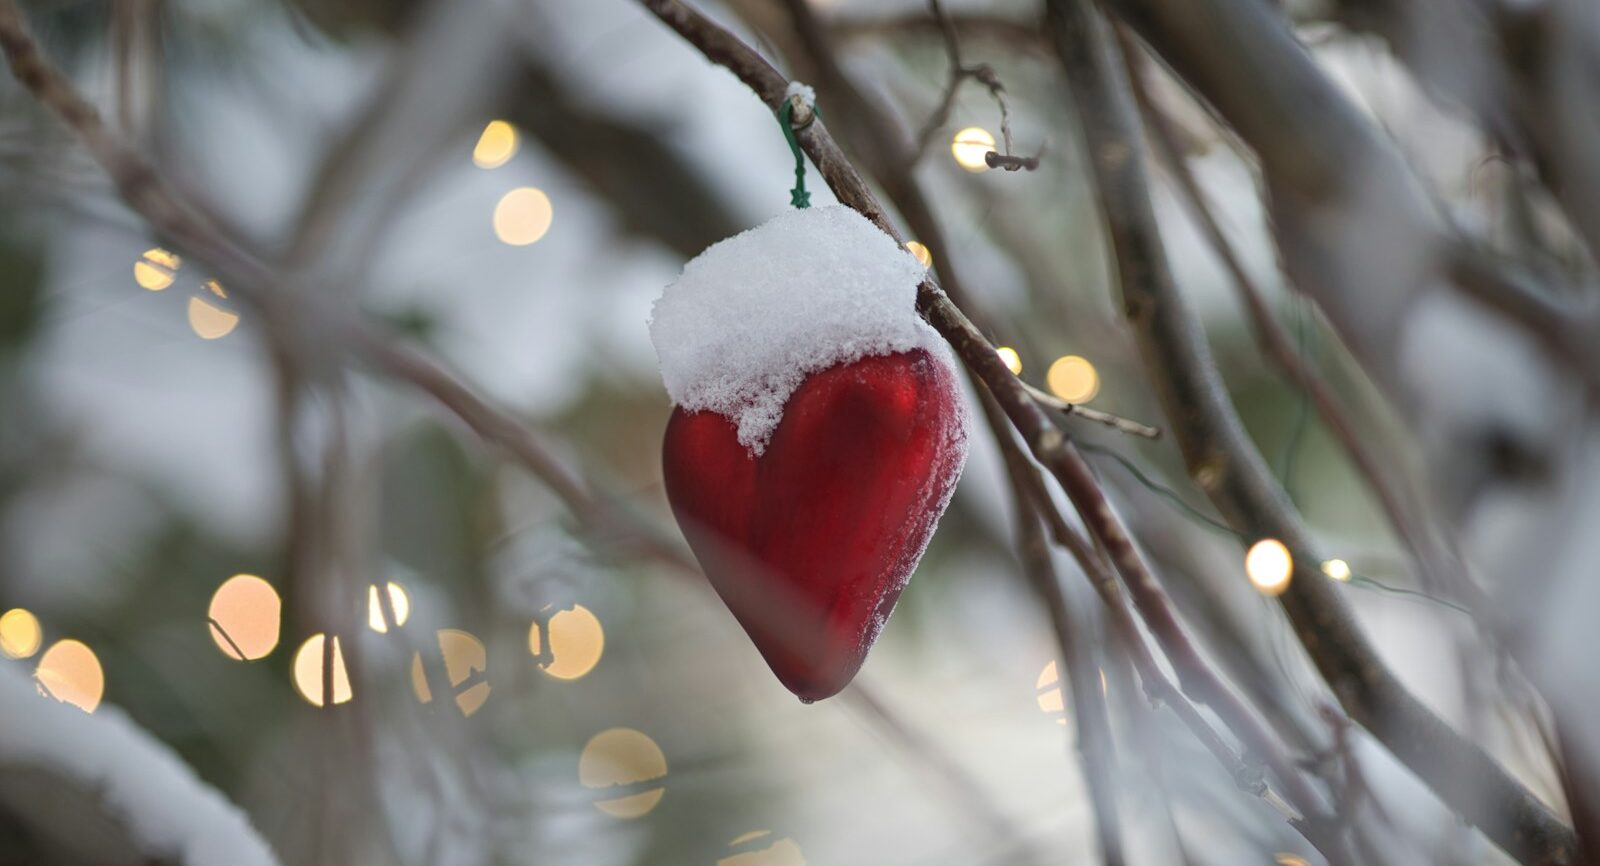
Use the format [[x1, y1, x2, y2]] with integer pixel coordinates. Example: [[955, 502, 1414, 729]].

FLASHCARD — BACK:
[[0, 665, 281, 866], [784, 80, 816, 107], [648, 205, 945, 452]]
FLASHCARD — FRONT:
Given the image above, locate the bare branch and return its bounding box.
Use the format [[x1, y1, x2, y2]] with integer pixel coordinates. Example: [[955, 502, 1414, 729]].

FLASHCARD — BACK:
[[0, 6, 1036, 851], [1051, 1, 1578, 863], [1120, 35, 1482, 611], [982, 390, 1313, 842], [910, 0, 1034, 169], [648, 0, 1345, 852], [1020, 380, 1161, 439]]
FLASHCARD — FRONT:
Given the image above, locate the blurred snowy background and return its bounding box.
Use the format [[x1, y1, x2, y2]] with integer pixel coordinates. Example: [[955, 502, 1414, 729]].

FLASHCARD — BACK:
[[0, 0, 1590, 864]]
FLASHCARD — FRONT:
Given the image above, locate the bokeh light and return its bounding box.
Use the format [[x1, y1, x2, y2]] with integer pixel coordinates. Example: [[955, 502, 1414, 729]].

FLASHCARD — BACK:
[[367, 581, 412, 634], [950, 127, 996, 171], [35, 639, 104, 713], [1047, 355, 1099, 403], [292, 633, 353, 707], [528, 604, 605, 681], [1246, 539, 1294, 597], [579, 727, 668, 818], [905, 240, 932, 268], [473, 120, 519, 169], [493, 187, 554, 246], [410, 628, 490, 717], [0, 608, 42, 659], [133, 248, 180, 290], [208, 574, 281, 661], [1321, 558, 1352, 581], [1035, 660, 1066, 725], [188, 294, 239, 340], [996, 346, 1023, 375], [719, 830, 807, 866]]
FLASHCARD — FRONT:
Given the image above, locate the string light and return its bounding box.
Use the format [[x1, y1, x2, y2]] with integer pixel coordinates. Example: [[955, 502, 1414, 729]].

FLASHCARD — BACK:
[[1035, 660, 1066, 725], [208, 574, 280, 661], [1246, 538, 1293, 596], [1047, 354, 1099, 403], [473, 120, 519, 169], [367, 582, 412, 633], [188, 279, 239, 340], [996, 346, 1023, 375], [905, 240, 932, 268], [528, 604, 604, 681], [0, 608, 42, 659], [719, 830, 806, 865], [134, 248, 179, 290], [292, 634, 353, 707], [35, 639, 104, 713], [580, 728, 668, 818], [410, 629, 490, 717], [493, 187, 554, 246], [1321, 558, 1352, 582], [951, 127, 996, 171]]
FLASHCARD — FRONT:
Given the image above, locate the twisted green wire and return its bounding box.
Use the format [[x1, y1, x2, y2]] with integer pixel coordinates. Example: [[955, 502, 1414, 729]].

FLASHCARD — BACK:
[[778, 99, 815, 209]]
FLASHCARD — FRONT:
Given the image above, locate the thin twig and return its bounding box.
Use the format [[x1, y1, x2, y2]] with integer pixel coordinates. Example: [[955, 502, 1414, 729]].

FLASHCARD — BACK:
[[985, 392, 1316, 833], [1119, 33, 1485, 612], [910, 0, 1035, 170], [0, 5, 1031, 849], [721, 0, 1340, 850], [1056, 2, 1578, 864], [987, 391, 1124, 866], [1020, 380, 1161, 439]]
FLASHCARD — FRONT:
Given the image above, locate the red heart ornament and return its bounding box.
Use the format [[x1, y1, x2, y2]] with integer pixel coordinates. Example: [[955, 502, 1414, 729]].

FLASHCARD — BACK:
[[662, 349, 966, 702]]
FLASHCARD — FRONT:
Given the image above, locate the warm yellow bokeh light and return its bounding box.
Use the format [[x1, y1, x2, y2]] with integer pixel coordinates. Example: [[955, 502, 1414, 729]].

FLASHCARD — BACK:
[[208, 574, 280, 661], [292, 633, 353, 707], [203, 279, 226, 298], [1275, 856, 1312, 866], [1047, 354, 1100, 403], [1321, 558, 1352, 582], [996, 346, 1023, 375], [1246, 538, 1294, 596], [473, 120, 519, 169], [0, 608, 42, 659], [410, 628, 489, 717], [367, 582, 412, 634], [35, 639, 104, 713], [905, 241, 932, 268], [951, 126, 996, 171], [580, 727, 668, 818], [529, 604, 605, 681], [719, 830, 807, 866], [188, 295, 240, 340], [493, 187, 554, 246], [134, 248, 180, 290], [1035, 660, 1066, 725]]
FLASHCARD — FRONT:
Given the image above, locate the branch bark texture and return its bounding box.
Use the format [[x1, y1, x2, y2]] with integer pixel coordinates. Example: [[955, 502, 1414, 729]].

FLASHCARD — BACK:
[[1059, 1, 1577, 863]]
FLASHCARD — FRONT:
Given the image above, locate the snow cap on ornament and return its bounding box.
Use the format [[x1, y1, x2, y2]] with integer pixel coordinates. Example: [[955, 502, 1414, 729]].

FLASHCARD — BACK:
[[650, 204, 970, 702]]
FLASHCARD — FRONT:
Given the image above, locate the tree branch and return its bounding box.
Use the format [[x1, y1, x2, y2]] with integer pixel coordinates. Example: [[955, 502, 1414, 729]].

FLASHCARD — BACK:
[[1120, 34, 1481, 611], [648, 0, 1346, 852], [1051, 1, 1577, 863], [0, 4, 1039, 851]]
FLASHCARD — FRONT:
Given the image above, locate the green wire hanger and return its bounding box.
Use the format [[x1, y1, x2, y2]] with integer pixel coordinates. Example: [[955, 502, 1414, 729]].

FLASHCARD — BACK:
[[777, 84, 819, 209]]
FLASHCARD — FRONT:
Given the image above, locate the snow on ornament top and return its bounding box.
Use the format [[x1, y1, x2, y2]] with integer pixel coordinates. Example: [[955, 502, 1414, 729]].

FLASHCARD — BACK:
[[649, 205, 946, 453]]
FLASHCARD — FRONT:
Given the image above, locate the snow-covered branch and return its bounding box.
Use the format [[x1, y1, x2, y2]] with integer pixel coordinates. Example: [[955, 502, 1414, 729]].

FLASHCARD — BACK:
[[0, 667, 280, 866]]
